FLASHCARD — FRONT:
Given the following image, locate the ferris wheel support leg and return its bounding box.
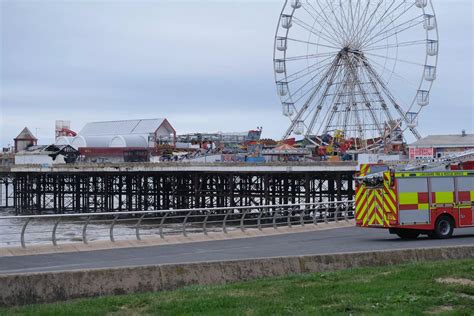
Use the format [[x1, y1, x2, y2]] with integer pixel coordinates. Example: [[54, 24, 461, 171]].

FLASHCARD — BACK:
[[283, 56, 340, 139], [305, 58, 343, 139], [350, 66, 384, 138], [319, 70, 351, 138], [364, 61, 422, 140]]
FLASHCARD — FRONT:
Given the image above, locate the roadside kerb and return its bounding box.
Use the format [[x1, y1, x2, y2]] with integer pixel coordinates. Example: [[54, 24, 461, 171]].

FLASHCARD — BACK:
[[1, 245, 473, 306]]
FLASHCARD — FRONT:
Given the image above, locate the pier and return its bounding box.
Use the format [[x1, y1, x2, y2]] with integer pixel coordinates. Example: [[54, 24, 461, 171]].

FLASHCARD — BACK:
[[1, 162, 356, 214]]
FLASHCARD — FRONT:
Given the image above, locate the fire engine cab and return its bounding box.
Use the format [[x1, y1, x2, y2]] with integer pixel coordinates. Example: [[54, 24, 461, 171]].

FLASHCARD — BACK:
[[355, 151, 474, 239]]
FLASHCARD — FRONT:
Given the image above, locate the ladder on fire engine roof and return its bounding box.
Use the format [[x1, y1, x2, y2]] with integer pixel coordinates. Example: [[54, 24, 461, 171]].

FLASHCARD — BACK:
[[403, 149, 474, 172]]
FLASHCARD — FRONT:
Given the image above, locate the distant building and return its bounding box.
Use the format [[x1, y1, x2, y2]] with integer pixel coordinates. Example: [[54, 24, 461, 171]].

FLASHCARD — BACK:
[[408, 131, 474, 159], [14, 145, 79, 166], [54, 118, 176, 163], [56, 118, 176, 149], [56, 119, 176, 149], [176, 129, 262, 150], [14, 127, 37, 153], [0, 152, 14, 166], [262, 144, 310, 162]]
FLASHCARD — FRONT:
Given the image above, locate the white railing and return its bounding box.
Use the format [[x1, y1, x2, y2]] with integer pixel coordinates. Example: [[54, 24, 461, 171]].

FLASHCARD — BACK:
[[0, 200, 354, 248]]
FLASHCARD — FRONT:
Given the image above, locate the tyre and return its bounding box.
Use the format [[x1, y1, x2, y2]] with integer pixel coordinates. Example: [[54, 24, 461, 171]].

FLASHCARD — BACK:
[[433, 216, 454, 239], [396, 229, 420, 240]]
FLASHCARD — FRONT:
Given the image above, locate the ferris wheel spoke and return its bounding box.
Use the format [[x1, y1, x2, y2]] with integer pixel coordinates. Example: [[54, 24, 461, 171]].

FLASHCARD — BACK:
[[285, 58, 335, 84], [363, 55, 420, 88], [284, 51, 339, 62], [355, 0, 389, 46], [363, 15, 425, 48], [361, 5, 420, 47], [364, 39, 427, 52], [337, 1, 349, 40], [359, 1, 408, 45], [348, 0, 369, 45], [286, 37, 340, 50], [325, 0, 351, 43], [363, 51, 425, 67], [288, 61, 338, 107], [291, 16, 341, 47], [284, 55, 334, 77], [306, 0, 347, 44], [300, 2, 343, 45], [367, 21, 423, 45], [285, 60, 334, 96], [283, 60, 335, 106]]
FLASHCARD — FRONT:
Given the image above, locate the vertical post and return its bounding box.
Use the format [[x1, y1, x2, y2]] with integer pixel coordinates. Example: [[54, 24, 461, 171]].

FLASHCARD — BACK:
[[52, 218, 62, 246], [182, 210, 192, 237], [135, 213, 147, 241], [20, 218, 31, 248]]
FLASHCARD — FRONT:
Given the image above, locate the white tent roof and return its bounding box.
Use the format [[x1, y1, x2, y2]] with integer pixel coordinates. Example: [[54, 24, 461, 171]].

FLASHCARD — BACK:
[[80, 119, 167, 136]]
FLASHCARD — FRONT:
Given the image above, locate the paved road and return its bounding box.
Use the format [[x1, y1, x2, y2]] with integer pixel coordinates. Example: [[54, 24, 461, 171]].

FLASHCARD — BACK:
[[1, 227, 473, 275]]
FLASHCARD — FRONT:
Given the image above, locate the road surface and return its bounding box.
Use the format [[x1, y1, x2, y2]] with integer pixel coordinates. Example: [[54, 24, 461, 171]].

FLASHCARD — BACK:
[[1, 227, 473, 275]]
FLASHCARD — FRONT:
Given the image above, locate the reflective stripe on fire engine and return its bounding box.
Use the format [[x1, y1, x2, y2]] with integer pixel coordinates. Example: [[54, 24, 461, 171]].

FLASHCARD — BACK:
[[382, 172, 397, 226], [395, 171, 474, 178], [366, 190, 383, 226], [359, 164, 371, 177], [356, 186, 368, 221]]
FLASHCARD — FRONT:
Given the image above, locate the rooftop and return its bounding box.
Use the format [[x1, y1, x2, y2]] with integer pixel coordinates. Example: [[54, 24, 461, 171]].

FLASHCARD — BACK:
[[14, 127, 37, 141], [16, 145, 78, 155], [80, 119, 169, 136], [409, 133, 474, 148]]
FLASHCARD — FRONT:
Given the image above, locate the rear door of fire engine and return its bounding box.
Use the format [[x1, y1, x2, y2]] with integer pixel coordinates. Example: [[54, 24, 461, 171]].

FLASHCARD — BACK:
[[456, 176, 474, 226], [397, 177, 430, 225]]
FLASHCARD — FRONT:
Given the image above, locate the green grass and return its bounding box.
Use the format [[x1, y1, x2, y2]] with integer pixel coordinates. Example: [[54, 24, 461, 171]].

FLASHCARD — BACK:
[[2, 259, 474, 316]]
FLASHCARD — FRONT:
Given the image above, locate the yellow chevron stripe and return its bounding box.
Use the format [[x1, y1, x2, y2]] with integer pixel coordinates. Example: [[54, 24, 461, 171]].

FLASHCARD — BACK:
[[376, 192, 383, 206], [356, 201, 368, 220], [384, 182, 396, 201], [363, 191, 373, 226], [369, 210, 383, 225], [356, 186, 365, 200], [384, 196, 396, 214]]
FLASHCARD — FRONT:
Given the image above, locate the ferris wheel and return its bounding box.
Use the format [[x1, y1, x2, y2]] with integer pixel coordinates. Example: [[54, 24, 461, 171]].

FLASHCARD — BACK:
[[273, 0, 439, 152]]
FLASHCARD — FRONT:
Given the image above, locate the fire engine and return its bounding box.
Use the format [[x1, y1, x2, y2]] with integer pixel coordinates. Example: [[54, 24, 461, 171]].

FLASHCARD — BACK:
[[355, 151, 474, 239]]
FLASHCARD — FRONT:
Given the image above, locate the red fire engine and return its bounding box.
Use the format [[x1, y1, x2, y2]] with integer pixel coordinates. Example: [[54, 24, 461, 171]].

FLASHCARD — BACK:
[[355, 151, 474, 239]]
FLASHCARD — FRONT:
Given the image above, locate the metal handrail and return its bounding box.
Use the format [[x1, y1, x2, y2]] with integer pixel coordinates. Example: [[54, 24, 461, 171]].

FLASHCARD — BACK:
[[1, 200, 354, 248], [0, 200, 353, 220]]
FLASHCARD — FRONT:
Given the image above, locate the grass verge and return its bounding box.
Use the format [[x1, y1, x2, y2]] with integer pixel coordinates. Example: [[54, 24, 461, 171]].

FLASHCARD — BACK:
[[1, 259, 474, 315]]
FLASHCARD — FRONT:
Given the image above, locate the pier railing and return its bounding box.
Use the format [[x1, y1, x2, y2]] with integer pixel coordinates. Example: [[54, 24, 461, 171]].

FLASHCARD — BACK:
[[0, 200, 354, 248]]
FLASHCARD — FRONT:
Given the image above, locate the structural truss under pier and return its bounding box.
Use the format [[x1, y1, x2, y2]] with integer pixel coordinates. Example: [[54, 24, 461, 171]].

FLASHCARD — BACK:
[[3, 163, 356, 215]]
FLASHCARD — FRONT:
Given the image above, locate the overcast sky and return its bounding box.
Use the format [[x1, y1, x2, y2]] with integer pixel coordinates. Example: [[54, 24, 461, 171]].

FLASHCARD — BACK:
[[0, 0, 473, 147]]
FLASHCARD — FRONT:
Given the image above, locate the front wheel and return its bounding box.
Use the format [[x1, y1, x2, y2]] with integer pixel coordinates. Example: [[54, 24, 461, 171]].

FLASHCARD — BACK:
[[432, 216, 455, 239], [396, 230, 420, 240]]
